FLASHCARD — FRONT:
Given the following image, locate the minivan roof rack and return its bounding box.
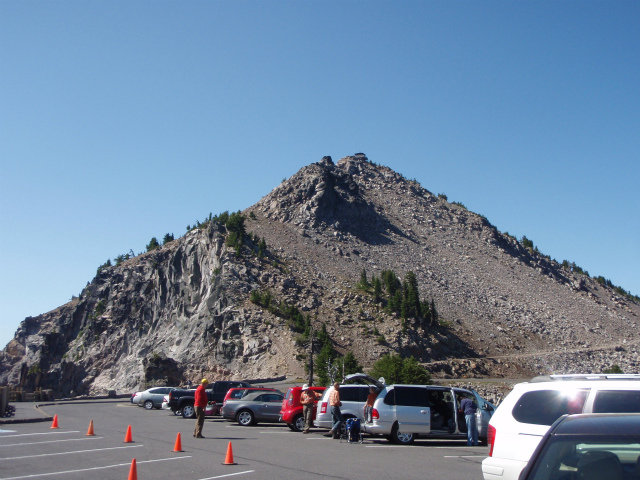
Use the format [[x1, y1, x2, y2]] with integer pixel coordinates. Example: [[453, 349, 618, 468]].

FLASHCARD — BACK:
[[531, 374, 640, 382]]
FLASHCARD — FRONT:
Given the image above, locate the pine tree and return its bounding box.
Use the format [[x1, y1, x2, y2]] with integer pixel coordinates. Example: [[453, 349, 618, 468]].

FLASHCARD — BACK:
[[146, 237, 160, 252], [372, 276, 382, 302], [162, 233, 174, 245], [258, 238, 266, 258], [357, 268, 370, 290], [402, 271, 421, 319]]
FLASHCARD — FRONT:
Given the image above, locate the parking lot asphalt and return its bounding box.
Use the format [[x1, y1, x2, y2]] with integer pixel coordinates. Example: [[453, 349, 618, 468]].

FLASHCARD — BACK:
[[0, 400, 487, 479]]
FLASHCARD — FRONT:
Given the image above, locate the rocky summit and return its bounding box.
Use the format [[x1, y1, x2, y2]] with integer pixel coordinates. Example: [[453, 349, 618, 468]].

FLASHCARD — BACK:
[[2, 155, 639, 396]]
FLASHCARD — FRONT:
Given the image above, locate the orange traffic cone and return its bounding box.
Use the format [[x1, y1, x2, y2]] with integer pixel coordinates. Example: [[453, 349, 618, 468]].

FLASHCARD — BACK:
[[124, 425, 133, 443], [50, 414, 59, 429], [173, 432, 183, 452], [222, 441, 237, 465], [127, 458, 137, 480], [85, 419, 95, 436]]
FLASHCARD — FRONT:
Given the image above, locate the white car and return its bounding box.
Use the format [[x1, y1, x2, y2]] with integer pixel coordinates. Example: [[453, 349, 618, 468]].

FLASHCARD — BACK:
[[316, 382, 372, 432], [137, 386, 176, 410], [482, 374, 640, 480], [317, 374, 495, 444], [131, 391, 143, 404]]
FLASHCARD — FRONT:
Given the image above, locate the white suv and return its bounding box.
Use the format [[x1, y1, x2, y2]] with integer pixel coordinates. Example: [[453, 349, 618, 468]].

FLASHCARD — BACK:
[[315, 383, 371, 431], [323, 374, 495, 445], [482, 374, 640, 480]]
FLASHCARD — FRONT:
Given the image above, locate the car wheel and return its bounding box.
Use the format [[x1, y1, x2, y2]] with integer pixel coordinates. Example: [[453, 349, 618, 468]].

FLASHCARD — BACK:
[[390, 423, 415, 445], [182, 405, 195, 419], [338, 416, 354, 437], [173, 409, 182, 416], [143, 400, 154, 410], [287, 424, 296, 431], [292, 414, 305, 432], [237, 410, 255, 426]]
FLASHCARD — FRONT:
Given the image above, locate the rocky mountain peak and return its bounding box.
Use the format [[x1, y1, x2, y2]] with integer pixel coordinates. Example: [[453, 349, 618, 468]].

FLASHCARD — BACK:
[[2, 155, 639, 397]]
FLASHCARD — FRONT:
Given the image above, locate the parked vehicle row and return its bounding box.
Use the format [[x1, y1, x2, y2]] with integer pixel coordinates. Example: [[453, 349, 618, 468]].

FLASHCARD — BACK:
[[167, 381, 253, 418], [313, 373, 496, 444], [131, 370, 640, 476]]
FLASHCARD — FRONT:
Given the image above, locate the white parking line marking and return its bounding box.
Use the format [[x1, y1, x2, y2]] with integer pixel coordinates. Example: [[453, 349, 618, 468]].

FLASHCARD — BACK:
[[0, 444, 143, 460], [199, 471, 255, 479], [0, 438, 104, 447], [365, 444, 419, 448], [0, 432, 80, 438], [0, 456, 192, 480], [444, 455, 486, 459]]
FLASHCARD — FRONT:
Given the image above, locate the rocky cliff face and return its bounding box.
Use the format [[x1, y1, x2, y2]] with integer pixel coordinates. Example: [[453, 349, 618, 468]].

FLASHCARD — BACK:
[[2, 155, 639, 395]]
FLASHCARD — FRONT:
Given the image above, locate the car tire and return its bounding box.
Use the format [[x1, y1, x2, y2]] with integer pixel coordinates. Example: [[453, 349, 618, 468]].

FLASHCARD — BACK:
[[287, 424, 296, 431], [292, 414, 305, 432], [237, 410, 255, 426], [143, 400, 154, 410], [182, 405, 196, 419], [390, 423, 415, 445]]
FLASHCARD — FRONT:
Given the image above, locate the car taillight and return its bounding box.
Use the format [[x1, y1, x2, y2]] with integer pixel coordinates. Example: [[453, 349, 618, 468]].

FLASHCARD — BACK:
[[169, 391, 173, 400], [487, 424, 496, 456], [372, 408, 379, 420], [320, 402, 327, 414]]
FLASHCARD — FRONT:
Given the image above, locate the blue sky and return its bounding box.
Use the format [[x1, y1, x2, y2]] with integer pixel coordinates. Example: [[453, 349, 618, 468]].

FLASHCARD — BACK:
[[1, 0, 638, 349]]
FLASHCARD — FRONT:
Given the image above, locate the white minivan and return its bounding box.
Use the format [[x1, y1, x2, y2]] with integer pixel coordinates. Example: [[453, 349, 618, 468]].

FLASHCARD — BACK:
[[322, 374, 495, 444], [482, 374, 640, 480]]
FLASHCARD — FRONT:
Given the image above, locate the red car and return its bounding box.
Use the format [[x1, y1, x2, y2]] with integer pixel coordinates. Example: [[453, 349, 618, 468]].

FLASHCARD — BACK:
[[280, 386, 326, 432]]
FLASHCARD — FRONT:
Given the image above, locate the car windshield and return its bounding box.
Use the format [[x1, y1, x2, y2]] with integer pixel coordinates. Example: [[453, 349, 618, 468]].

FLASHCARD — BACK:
[[527, 435, 640, 480]]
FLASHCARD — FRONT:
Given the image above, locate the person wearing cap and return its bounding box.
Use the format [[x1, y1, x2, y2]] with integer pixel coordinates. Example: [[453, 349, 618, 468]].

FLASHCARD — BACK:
[[194, 379, 209, 438], [300, 384, 322, 434]]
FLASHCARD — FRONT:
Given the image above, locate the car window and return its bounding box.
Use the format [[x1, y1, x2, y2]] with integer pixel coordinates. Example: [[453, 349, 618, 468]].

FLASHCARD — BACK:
[[214, 382, 228, 392], [593, 390, 640, 413], [339, 387, 365, 402], [231, 389, 246, 399], [384, 389, 396, 405], [398, 386, 430, 407], [359, 387, 372, 402], [264, 394, 283, 402], [512, 389, 589, 426], [526, 434, 640, 480]]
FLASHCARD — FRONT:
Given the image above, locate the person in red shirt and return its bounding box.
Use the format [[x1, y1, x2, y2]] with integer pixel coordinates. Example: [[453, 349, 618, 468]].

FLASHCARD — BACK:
[[194, 378, 209, 438]]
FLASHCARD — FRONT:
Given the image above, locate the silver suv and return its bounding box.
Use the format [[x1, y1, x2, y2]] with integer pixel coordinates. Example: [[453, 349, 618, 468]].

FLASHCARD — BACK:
[[326, 374, 495, 445]]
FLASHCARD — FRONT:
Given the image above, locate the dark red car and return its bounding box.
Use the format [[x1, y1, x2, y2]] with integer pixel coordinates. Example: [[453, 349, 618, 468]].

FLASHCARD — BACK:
[[280, 386, 326, 432]]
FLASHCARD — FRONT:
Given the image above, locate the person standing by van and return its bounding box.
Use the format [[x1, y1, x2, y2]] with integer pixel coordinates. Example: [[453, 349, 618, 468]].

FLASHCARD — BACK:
[[458, 395, 478, 446], [364, 386, 378, 423], [194, 379, 209, 438], [300, 384, 322, 434], [324, 382, 343, 439]]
